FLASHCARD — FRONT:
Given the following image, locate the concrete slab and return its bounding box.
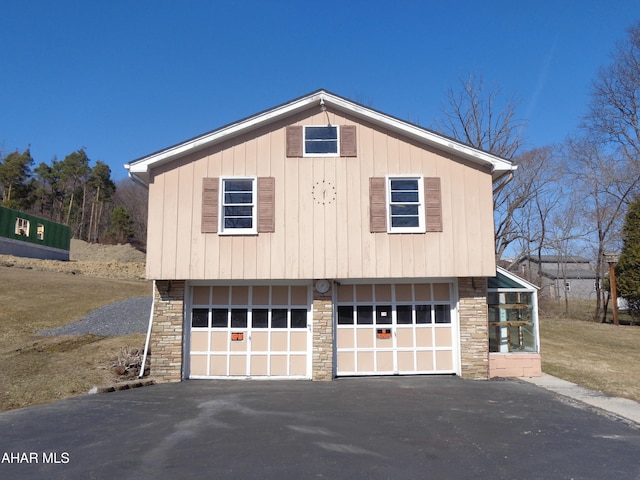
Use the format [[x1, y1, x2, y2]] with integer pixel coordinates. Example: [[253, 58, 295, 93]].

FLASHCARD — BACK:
[[521, 373, 640, 426]]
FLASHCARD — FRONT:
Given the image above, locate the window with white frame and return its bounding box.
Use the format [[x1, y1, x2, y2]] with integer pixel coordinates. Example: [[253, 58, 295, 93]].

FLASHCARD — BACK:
[[220, 177, 256, 234], [304, 126, 339, 156], [387, 176, 425, 233], [37, 224, 45, 240], [15, 218, 30, 237]]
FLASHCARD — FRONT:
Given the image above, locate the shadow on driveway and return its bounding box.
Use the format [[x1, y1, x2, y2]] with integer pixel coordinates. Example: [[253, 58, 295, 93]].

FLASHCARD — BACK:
[[1, 376, 639, 479]]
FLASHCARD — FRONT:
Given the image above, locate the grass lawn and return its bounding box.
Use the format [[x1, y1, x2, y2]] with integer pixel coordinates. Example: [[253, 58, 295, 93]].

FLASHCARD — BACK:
[[0, 266, 150, 412], [539, 315, 640, 403]]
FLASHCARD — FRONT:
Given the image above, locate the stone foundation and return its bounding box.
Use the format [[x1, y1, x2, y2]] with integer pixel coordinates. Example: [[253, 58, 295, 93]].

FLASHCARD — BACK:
[[149, 280, 185, 383], [458, 277, 489, 380], [312, 290, 334, 381]]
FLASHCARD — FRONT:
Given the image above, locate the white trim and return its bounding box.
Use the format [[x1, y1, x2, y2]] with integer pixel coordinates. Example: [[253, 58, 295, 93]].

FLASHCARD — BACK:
[[126, 90, 515, 184]]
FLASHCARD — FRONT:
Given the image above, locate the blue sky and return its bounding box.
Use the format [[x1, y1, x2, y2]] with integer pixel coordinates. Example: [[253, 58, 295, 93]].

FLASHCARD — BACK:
[[1, 0, 639, 180]]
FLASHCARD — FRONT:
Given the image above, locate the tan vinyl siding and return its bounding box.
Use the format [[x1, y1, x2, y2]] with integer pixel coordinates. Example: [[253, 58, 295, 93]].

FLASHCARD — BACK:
[[146, 108, 496, 280]]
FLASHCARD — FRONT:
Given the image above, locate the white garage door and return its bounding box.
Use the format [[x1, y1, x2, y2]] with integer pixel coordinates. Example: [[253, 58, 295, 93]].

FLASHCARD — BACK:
[[336, 283, 457, 376], [189, 285, 312, 379]]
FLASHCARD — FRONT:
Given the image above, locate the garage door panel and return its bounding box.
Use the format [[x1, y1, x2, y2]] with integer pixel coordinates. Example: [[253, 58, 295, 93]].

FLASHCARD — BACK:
[[290, 355, 307, 376], [229, 355, 247, 375], [396, 328, 414, 348], [190, 355, 207, 376], [435, 327, 453, 347], [435, 350, 453, 370], [337, 329, 354, 348], [290, 331, 307, 351], [376, 351, 394, 371], [357, 351, 374, 372], [415, 327, 433, 347], [191, 331, 208, 351], [397, 351, 415, 371], [251, 331, 269, 351], [357, 329, 374, 348], [338, 351, 355, 372], [250, 355, 268, 376], [230, 336, 247, 352], [211, 332, 228, 351], [416, 351, 434, 371], [270, 355, 287, 375], [210, 355, 227, 376]]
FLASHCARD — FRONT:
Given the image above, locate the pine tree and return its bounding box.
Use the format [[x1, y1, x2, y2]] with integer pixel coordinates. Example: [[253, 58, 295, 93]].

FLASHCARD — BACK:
[[616, 195, 640, 320]]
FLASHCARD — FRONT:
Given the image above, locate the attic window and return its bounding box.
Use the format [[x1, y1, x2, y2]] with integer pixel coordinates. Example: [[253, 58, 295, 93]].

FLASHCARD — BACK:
[[304, 126, 338, 156]]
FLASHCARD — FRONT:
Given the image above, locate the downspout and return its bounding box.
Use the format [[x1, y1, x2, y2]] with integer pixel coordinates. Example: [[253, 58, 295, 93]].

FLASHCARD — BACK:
[[139, 280, 155, 378]]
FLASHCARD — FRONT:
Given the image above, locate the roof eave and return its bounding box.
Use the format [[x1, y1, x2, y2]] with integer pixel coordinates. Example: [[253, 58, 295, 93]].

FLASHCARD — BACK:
[[125, 89, 515, 184]]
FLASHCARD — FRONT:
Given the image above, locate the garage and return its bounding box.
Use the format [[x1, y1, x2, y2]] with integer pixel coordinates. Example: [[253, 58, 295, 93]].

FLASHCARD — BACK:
[[335, 282, 458, 376], [188, 285, 312, 379]]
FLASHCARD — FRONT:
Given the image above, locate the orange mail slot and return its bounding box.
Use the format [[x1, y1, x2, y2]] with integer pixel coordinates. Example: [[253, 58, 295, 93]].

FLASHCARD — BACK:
[[377, 329, 392, 339], [231, 332, 244, 341]]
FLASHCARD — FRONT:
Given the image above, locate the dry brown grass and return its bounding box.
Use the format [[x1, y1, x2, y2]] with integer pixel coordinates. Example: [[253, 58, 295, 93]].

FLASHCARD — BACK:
[[0, 266, 150, 411], [539, 315, 640, 403]]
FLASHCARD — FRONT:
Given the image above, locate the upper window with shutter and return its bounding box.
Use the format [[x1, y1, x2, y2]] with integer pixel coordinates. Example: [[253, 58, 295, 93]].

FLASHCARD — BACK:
[[201, 177, 275, 235], [286, 125, 357, 157], [369, 175, 443, 234]]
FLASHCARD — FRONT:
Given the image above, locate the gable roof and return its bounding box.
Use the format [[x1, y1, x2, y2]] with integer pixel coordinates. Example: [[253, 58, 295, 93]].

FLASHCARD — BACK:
[[125, 89, 516, 185]]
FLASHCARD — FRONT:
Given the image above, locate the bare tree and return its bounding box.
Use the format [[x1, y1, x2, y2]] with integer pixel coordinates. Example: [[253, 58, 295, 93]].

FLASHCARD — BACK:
[[578, 21, 640, 321], [436, 75, 526, 160], [113, 179, 148, 247], [563, 137, 638, 321], [584, 21, 640, 160]]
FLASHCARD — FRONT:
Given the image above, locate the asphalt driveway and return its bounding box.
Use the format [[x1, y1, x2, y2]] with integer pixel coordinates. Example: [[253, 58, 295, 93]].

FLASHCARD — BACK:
[[1, 376, 639, 480]]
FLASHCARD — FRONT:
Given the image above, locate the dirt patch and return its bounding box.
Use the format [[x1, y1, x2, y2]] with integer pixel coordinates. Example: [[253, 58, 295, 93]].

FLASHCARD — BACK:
[[0, 239, 146, 280]]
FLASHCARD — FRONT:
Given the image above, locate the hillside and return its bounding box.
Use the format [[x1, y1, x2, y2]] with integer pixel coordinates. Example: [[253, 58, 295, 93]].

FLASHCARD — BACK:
[[0, 239, 146, 279]]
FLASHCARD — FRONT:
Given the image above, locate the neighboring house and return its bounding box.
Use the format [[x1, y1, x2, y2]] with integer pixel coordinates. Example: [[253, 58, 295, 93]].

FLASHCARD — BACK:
[[0, 205, 70, 261], [515, 255, 597, 300], [126, 89, 539, 382]]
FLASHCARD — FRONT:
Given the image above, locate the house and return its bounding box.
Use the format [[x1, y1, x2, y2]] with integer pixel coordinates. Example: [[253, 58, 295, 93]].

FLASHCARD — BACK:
[[126, 89, 540, 382], [515, 255, 597, 300], [0, 205, 70, 261]]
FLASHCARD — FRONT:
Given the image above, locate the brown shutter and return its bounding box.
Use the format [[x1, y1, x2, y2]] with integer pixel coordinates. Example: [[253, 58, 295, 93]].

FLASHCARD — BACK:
[[424, 177, 443, 232], [340, 125, 357, 157], [202, 177, 219, 233], [286, 126, 303, 157], [257, 177, 275, 233], [370, 177, 387, 233]]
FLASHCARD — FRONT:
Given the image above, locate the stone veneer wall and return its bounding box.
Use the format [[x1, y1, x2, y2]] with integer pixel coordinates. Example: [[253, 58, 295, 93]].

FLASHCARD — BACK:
[[149, 280, 185, 383], [458, 277, 489, 380], [312, 289, 334, 381]]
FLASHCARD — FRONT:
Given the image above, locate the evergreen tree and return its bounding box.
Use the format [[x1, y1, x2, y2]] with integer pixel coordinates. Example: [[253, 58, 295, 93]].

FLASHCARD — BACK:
[[616, 195, 640, 320]]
